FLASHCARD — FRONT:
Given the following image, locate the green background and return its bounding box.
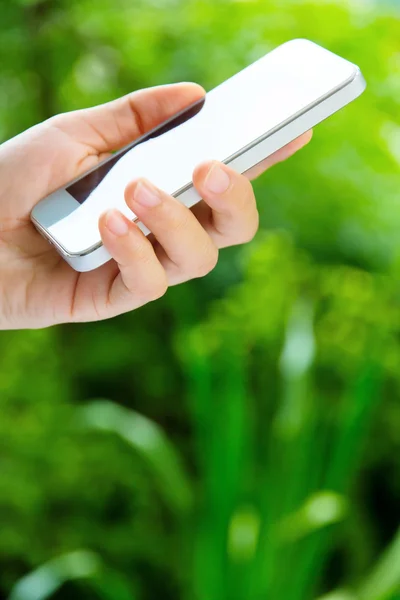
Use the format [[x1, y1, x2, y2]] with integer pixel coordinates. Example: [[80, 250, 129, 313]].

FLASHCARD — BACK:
[[0, 0, 399, 599]]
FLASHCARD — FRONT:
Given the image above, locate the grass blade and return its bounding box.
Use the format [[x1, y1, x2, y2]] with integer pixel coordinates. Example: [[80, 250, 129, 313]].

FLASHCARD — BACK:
[[78, 400, 192, 513], [288, 358, 383, 600], [359, 527, 400, 600], [8, 550, 137, 600], [184, 331, 250, 600], [8, 551, 100, 600]]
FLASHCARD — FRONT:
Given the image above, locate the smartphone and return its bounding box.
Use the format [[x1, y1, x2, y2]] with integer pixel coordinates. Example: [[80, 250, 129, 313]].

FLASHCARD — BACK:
[[31, 39, 366, 272]]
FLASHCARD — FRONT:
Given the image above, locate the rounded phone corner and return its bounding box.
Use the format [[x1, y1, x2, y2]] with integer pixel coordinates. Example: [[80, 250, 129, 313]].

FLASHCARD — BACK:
[[280, 38, 317, 52], [64, 243, 112, 272], [30, 205, 39, 221], [352, 67, 367, 94]]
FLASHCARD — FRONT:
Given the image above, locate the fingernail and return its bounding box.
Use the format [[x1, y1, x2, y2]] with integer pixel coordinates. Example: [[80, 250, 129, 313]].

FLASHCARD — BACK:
[[133, 180, 162, 207], [105, 210, 129, 236], [204, 163, 230, 194]]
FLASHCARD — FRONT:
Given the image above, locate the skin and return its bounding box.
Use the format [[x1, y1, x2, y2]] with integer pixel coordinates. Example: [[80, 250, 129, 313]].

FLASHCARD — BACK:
[[0, 83, 312, 329]]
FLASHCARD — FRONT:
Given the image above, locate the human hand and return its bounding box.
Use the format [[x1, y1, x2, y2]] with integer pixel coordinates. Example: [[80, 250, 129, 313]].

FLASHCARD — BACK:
[[0, 83, 311, 328]]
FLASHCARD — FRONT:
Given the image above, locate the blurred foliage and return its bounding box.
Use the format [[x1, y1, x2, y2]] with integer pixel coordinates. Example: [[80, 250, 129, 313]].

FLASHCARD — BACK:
[[0, 0, 399, 599]]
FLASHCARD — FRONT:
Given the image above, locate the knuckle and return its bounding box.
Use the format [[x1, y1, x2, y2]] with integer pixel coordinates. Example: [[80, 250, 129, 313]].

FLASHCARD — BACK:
[[241, 214, 259, 244], [119, 236, 149, 268], [141, 277, 168, 303], [46, 114, 62, 127], [194, 246, 219, 278], [167, 207, 191, 235], [238, 179, 256, 209], [150, 279, 168, 301]]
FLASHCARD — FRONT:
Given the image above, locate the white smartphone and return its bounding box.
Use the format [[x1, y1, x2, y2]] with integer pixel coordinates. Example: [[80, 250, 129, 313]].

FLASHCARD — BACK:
[[31, 39, 366, 272]]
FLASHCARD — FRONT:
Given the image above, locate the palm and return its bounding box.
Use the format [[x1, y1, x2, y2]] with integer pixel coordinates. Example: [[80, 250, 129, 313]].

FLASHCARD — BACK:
[[0, 123, 90, 328]]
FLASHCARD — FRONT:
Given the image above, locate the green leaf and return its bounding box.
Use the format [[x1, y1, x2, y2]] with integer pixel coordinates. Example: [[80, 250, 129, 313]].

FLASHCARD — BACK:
[[8, 550, 100, 600], [278, 491, 347, 544], [8, 550, 137, 600], [78, 400, 192, 513], [359, 528, 400, 600], [316, 591, 357, 600]]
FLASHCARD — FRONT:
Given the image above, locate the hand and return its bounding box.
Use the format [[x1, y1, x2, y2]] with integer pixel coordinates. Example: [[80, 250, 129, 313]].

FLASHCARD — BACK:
[[0, 83, 311, 329]]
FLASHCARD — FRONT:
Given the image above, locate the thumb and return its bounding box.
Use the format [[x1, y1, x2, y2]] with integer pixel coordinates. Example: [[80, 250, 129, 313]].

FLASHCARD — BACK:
[[53, 82, 206, 153]]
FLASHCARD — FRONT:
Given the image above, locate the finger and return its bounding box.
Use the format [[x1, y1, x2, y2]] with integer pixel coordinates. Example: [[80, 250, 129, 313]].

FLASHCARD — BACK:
[[245, 130, 313, 180], [191, 161, 259, 248], [97, 209, 168, 316], [125, 179, 219, 285], [190, 132, 312, 247], [53, 82, 205, 154]]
